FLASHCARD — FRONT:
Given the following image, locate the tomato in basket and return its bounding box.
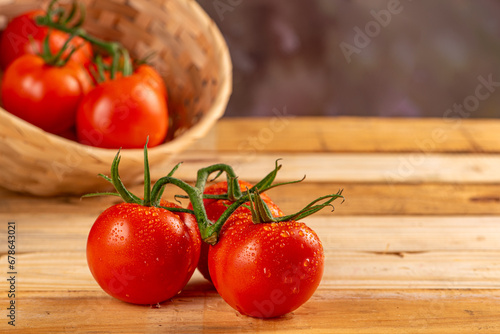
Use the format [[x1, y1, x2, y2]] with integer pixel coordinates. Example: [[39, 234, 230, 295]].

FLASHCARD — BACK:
[[1, 53, 92, 134], [76, 63, 168, 149]]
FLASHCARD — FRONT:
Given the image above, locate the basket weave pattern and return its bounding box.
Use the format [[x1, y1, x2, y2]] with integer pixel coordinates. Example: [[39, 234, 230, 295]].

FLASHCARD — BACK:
[[0, 0, 231, 196]]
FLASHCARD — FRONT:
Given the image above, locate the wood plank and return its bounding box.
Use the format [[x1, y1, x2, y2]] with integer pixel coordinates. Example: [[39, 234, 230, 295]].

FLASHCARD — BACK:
[[2, 289, 499, 333], [3, 181, 500, 216], [188, 117, 500, 153], [174, 152, 500, 184], [265, 182, 500, 216], [3, 214, 499, 254], [323, 250, 500, 289], [2, 248, 498, 291], [308, 216, 500, 252]]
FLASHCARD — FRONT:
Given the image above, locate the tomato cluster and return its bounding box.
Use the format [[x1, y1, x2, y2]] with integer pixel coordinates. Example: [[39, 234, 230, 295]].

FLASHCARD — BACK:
[[0, 3, 168, 148], [85, 146, 344, 318]]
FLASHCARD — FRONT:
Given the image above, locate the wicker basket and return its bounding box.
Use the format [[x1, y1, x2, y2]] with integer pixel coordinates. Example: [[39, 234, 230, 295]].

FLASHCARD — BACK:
[[0, 0, 232, 196]]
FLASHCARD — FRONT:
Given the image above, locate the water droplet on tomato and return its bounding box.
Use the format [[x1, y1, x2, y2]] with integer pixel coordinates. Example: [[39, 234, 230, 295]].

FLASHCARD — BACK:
[[120, 236, 124, 241], [303, 258, 310, 267], [280, 231, 290, 238]]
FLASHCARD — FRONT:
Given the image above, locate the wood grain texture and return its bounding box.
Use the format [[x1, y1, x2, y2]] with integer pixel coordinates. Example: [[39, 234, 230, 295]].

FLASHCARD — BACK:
[[2, 215, 499, 291], [3, 182, 500, 216], [188, 117, 500, 153], [1, 117, 500, 332], [3, 289, 500, 333]]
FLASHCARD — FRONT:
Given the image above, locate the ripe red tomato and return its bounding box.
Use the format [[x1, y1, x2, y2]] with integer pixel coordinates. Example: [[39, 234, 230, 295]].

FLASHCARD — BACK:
[[1, 54, 92, 134], [76, 64, 168, 148], [0, 10, 93, 70], [208, 212, 324, 318], [86, 200, 200, 305], [192, 180, 282, 283]]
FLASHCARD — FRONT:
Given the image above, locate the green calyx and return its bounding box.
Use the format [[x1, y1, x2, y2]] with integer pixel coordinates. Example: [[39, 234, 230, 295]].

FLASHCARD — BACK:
[[35, 0, 133, 79], [83, 141, 193, 215], [248, 188, 345, 225]]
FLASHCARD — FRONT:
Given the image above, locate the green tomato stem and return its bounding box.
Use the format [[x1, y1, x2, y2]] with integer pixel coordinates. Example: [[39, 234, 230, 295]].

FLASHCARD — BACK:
[[150, 176, 216, 242], [87, 144, 345, 247], [34, 3, 131, 78], [109, 150, 142, 205], [143, 140, 152, 206], [194, 164, 242, 202], [248, 189, 345, 224]]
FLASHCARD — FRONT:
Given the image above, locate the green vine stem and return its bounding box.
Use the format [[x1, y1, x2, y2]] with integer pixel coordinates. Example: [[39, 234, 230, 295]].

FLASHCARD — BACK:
[[84, 143, 345, 246], [150, 164, 252, 245], [35, 0, 129, 79], [148, 160, 291, 244], [151, 160, 344, 245]]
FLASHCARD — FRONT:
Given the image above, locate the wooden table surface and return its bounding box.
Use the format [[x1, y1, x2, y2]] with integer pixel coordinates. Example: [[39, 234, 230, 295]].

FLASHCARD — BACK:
[[1, 117, 500, 333]]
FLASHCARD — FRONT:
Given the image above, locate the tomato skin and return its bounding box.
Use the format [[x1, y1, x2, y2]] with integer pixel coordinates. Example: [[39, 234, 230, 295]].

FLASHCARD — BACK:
[[208, 214, 324, 318], [86, 201, 200, 305], [190, 180, 281, 283], [0, 10, 93, 70], [135, 64, 167, 98], [76, 66, 168, 148], [1, 54, 92, 134]]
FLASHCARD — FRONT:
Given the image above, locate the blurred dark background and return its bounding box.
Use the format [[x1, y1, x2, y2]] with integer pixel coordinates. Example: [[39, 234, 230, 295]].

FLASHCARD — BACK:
[[195, 0, 500, 118]]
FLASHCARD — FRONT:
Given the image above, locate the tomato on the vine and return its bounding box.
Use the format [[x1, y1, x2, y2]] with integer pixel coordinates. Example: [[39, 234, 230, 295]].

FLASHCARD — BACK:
[[208, 209, 325, 318], [0, 10, 92, 70], [76, 64, 168, 149], [86, 147, 201, 305], [87, 200, 200, 305], [84, 143, 344, 317], [1, 53, 92, 134], [184, 162, 343, 318]]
